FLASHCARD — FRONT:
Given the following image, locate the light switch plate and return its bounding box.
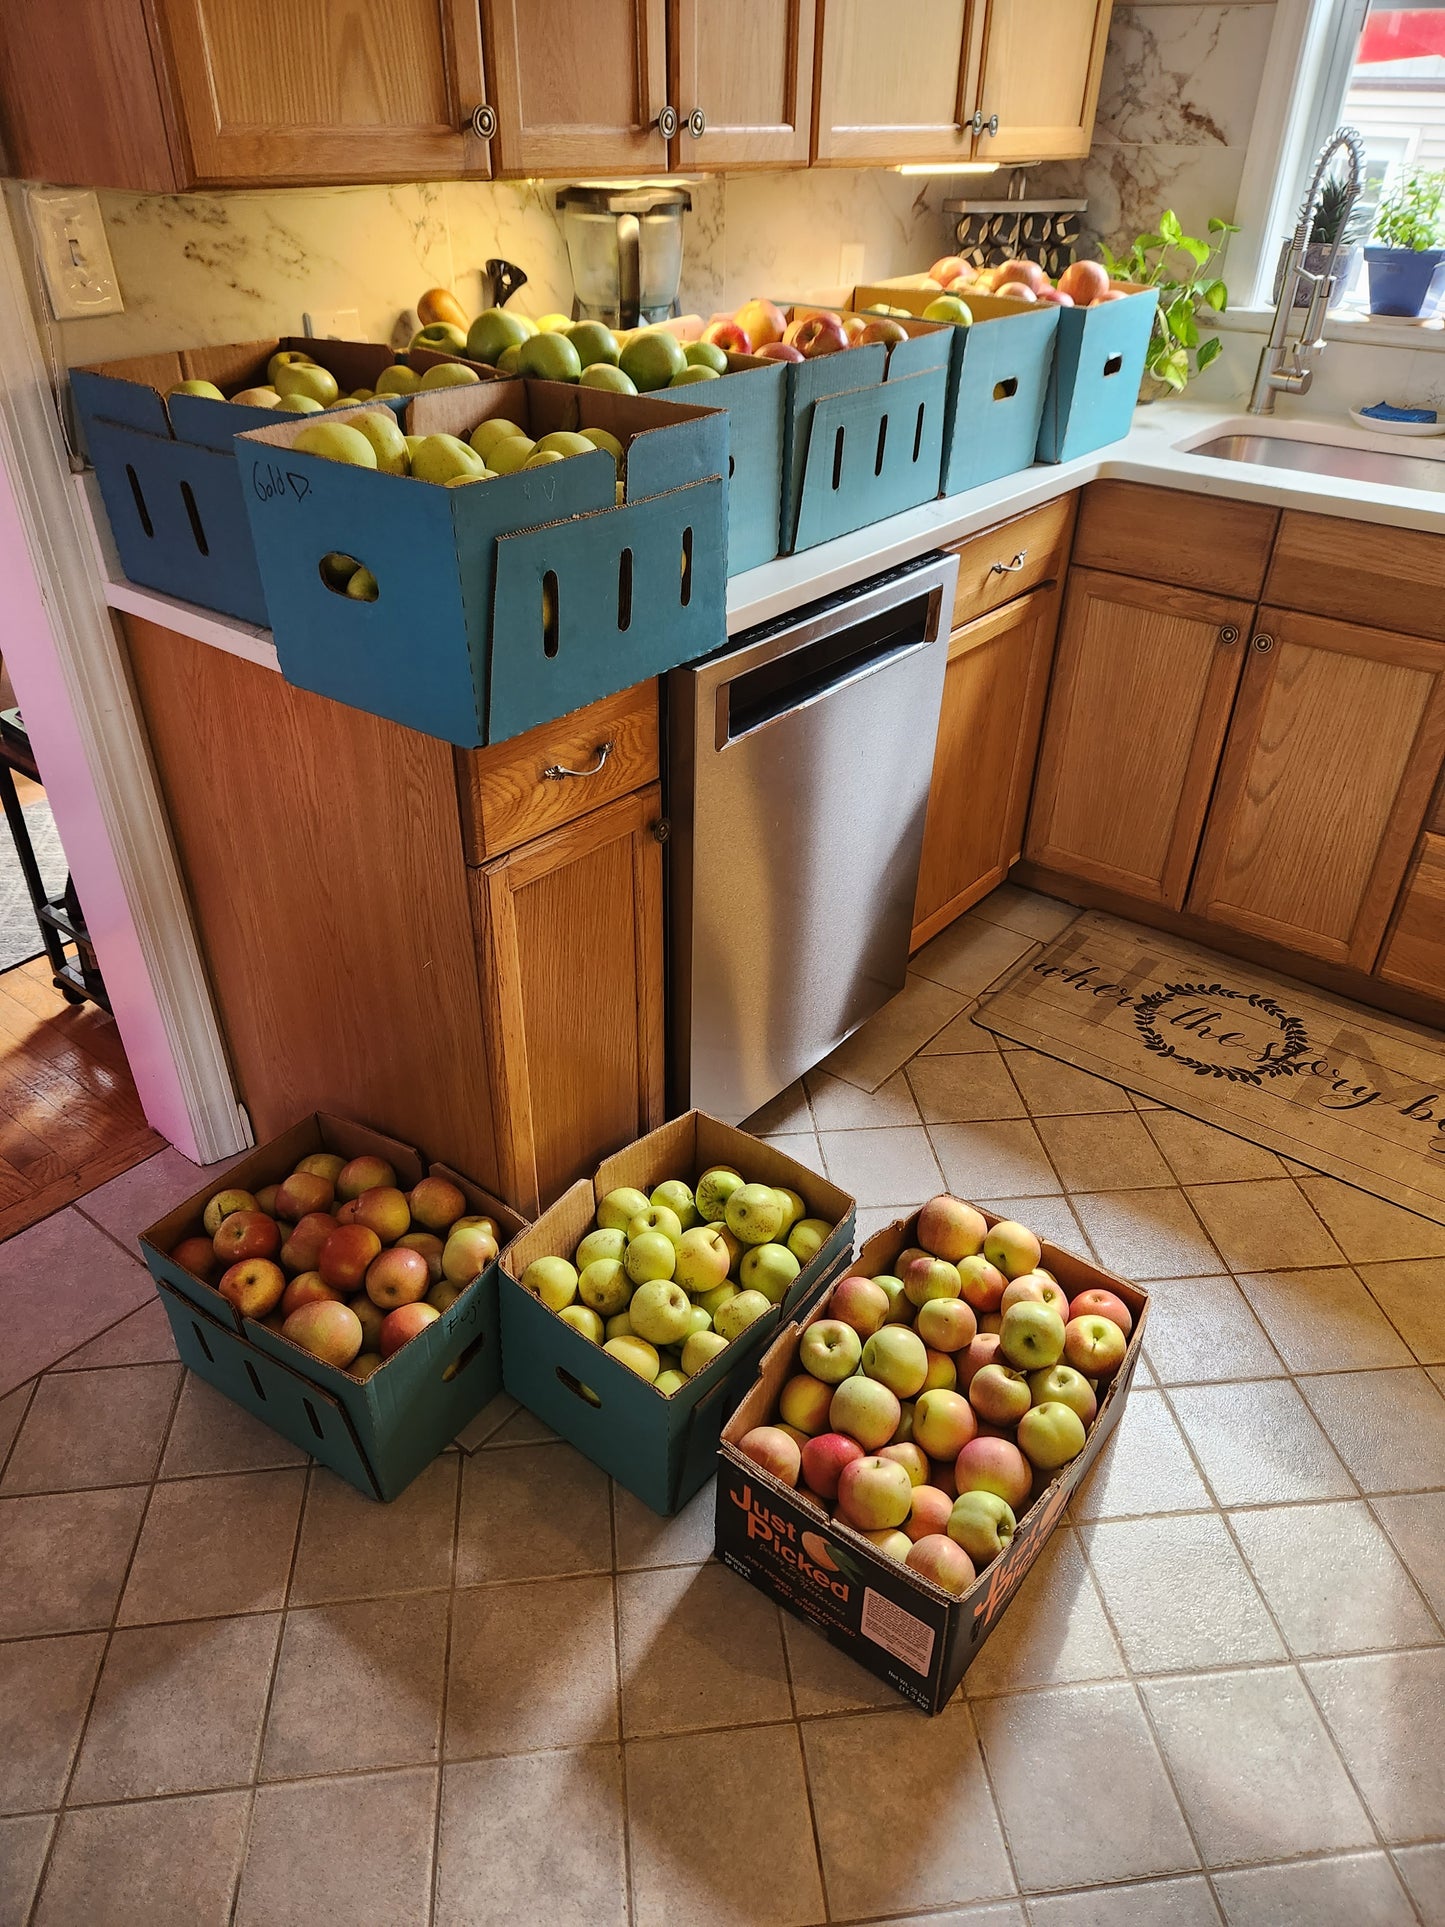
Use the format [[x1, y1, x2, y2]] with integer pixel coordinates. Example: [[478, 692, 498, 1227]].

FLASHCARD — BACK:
[[27, 186, 123, 320]]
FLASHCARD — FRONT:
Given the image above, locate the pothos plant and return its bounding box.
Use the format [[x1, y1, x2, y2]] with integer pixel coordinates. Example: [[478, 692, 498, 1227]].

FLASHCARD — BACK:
[[1099, 209, 1237, 393]]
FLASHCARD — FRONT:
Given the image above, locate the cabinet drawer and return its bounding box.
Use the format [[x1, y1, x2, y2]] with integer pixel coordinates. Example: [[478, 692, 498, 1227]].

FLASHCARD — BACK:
[[1073, 480, 1278, 600], [1378, 833, 1445, 997], [1266, 513, 1445, 642], [456, 681, 660, 861], [947, 495, 1076, 628]]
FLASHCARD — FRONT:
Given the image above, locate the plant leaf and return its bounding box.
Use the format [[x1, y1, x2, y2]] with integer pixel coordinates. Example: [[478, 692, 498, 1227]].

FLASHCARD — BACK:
[[1196, 335, 1223, 369], [1208, 216, 1239, 234], [1203, 278, 1228, 311], [1179, 235, 1210, 266], [1159, 209, 1183, 244], [1166, 296, 1199, 346]]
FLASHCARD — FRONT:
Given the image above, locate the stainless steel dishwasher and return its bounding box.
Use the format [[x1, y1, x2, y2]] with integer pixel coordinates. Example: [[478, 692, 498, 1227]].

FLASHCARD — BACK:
[[667, 550, 959, 1123]]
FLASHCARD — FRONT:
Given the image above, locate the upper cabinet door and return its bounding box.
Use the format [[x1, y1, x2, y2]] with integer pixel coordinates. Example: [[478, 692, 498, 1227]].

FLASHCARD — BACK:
[[155, 0, 489, 183], [1188, 610, 1445, 971], [813, 0, 980, 165], [671, 0, 815, 167], [972, 0, 1112, 162], [486, 0, 670, 176]]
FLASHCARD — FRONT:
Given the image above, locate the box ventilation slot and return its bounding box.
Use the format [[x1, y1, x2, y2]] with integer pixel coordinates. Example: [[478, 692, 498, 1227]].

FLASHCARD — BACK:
[[244, 1360, 267, 1401], [913, 403, 926, 463], [874, 415, 889, 477], [617, 547, 633, 632], [125, 464, 154, 539], [556, 1364, 602, 1408], [831, 425, 846, 492], [680, 527, 693, 607], [542, 570, 560, 658], [302, 1397, 325, 1440], [180, 481, 209, 556], [190, 1321, 213, 1363], [1103, 354, 1124, 378], [993, 377, 1019, 401]]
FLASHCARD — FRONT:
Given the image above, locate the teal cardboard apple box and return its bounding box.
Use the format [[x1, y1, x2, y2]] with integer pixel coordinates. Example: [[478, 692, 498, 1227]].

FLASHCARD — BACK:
[[237, 378, 728, 748], [773, 306, 951, 553], [715, 1211, 1149, 1713], [852, 283, 1062, 496], [72, 336, 415, 625], [497, 1114, 856, 1516], [139, 1113, 526, 1501], [1036, 283, 1159, 463]]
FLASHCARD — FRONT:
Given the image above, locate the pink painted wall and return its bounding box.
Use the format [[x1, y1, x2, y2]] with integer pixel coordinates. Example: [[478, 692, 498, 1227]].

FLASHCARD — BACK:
[[0, 449, 204, 1160]]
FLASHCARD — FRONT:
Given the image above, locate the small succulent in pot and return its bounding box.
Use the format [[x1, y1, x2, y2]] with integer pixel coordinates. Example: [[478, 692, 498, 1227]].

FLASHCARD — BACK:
[[1275, 169, 1368, 308]]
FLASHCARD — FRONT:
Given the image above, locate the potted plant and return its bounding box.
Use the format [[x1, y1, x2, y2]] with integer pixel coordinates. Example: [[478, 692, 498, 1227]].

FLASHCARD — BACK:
[[1274, 171, 1367, 308], [1365, 167, 1445, 317], [1100, 210, 1235, 397]]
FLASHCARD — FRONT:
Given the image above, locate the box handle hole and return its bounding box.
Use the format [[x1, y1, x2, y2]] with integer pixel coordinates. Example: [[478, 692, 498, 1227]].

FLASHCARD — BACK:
[[318, 553, 376, 600], [727, 454, 735, 479], [443, 1330, 487, 1384], [617, 546, 633, 633], [874, 413, 889, 477], [993, 377, 1019, 400], [125, 464, 155, 539], [301, 1397, 325, 1440], [1103, 353, 1123, 378], [180, 480, 209, 556], [831, 424, 845, 491], [190, 1320, 214, 1363], [680, 527, 693, 608], [556, 1364, 602, 1408], [244, 1359, 267, 1402], [542, 569, 560, 657], [912, 402, 926, 463]]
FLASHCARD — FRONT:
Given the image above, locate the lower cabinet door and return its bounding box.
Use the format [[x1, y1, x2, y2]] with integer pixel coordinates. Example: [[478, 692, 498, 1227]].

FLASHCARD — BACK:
[[1189, 610, 1445, 969], [912, 585, 1062, 947], [1377, 833, 1445, 997], [473, 784, 666, 1215], [1025, 568, 1253, 907]]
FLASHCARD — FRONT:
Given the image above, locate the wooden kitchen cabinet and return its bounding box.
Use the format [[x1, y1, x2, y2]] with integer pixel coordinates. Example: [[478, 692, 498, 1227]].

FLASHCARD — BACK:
[[913, 583, 1062, 947], [671, 0, 816, 167], [1024, 569, 1251, 907], [486, 0, 669, 176], [472, 786, 666, 1216], [1188, 610, 1445, 970], [970, 0, 1113, 163], [1378, 834, 1445, 997]]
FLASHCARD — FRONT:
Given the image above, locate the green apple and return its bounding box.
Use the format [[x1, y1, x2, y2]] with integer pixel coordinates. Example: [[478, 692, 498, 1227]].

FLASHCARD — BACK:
[[409, 434, 486, 484], [984, 1220, 1043, 1280], [487, 435, 536, 474], [947, 1489, 1015, 1566], [575, 1226, 627, 1270], [418, 361, 481, 390], [597, 1186, 651, 1232], [345, 567, 379, 601], [518, 333, 583, 382], [627, 1205, 683, 1247], [292, 420, 379, 468], [923, 294, 973, 325], [266, 350, 315, 384], [798, 1316, 862, 1384], [520, 1255, 577, 1310], [566, 320, 621, 368], [654, 1368, 688, 1396], [346, 408, 409, 474], [605, 1310, 633, 1340], [535, 311, 572, 333], [695, 1280, 736, 1320], [558, 1304, 604, 1344], [772, 1187, 807, 1235], [875, 1275, 914, 1324], [861, 1326, 929, 1398], [466, 308, 533, 364], [668, 365, 721, 387], [497, 343, 525, 375], [673, 1224, 729, 1294], [522, 449, 565, 468], [580, 427, 626, 466], [624, 1230, 676, 1286], [650, 1179, 696, 1229], [470, 417, 528, 460], [684, 1303, 713, 1338], [411, 322, 468, 355], [535, 430, 598, 458], [714, 1287, 770, 1342], [604, 1334, 659, 1380], [375, 363, 421, 396], [786, 1217, 832, 1263], [683, 339, 729, 373], [1017, 1400, 1086, 1471], [620, 329, 687, 392], [274, 394, 325, 413], [579, 363, 638, 395], [681, 1328, 729, 1376], [578, 1257, 630, 1316], [319, 552, 360, 591], [739, 1242, 800, 1306], [725, 1182, 786, 1246], [274, 362, 341, 406], [629, 1278, 694, 1346], [999, 1302, 1066, 1372]]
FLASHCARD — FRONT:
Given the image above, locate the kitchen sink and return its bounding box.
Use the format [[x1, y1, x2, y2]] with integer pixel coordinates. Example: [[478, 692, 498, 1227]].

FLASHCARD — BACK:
[[1190, 431, 1445, 494]]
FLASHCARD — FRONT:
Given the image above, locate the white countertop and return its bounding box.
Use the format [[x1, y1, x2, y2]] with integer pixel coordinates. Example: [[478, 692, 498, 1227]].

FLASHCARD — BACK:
[[83, 396, 1445, 673]]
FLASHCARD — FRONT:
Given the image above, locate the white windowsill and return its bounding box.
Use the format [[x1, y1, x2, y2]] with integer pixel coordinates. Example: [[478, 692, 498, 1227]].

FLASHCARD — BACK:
[[1208, 304, 1445, 351]]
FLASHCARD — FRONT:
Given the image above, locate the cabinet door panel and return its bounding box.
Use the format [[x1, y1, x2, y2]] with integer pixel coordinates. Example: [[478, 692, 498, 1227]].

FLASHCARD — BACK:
[[813, 0, 978, 163], [1378, 834, 1445, 998], [1025, 569, 1251, 906], [1188, 611, 1445, 969], [475, 787, 665, 1215], [672, 0, 814, 166], [913, 586, 1062, 946], [973, 0, 1112, 161], [156, 0, 485, 182], [487, 0, 668, 175]]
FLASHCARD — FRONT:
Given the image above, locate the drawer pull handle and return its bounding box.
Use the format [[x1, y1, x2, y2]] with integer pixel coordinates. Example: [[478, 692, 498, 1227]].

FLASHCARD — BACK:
[[687, 108, 707, 139], [1252, 632, 1275, 653], [655, 104, 679, 138], [1218, 624, 1239, 646], [990, 550, 1027, 575], [468, 103, 497, 139], [542, 741, 615, 781]]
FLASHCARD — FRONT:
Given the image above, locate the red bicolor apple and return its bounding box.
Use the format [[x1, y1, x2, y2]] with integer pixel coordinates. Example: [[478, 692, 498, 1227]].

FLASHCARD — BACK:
[[801, 1431, 864, 1500], [1028, 1363, 1097, 1424], [917, 1194, 988, 1262], [213, 1210, 281, 1266], [379, 1301, 439, 1357], [958, 1254, 1007, 1312], [906, 1533, 976, 1595], [968, 1362, 1032, 1426], [904, 1483, 954, 1542], [916, 1297, 977, 1353], [878, 1441, 929, 1486], [958, 1332, 1002, 1391], [829, 1374, 901, 1451], [984, 1220, 1043, 1280], [829, 1275, 891, 1339], [837, 1455, 914, 1531], [284, 1297, 364, 1366], [319, 1223, 383, 1291], [902, 1252, 963, 1307], [1069, 1288, 1134, 1337], [171, 1234, 218, 1281], [948, 1488, 1016, 1565], [913, 1388, 978, 1461], [1000, 1302, 1067, 1371], [779, 1372, 836, 1436], [218, 1257, 285, 1319], [365, 1245, 431, 1310], [280, 1270, 342, 1316], [734, 297, 786, 346], [738, 1425, 801, 1486], [1064, 1314, 1128, 1378], [861, 1326, 929, 1398], [272, 1171, 333, 1221], [955, 1436, 1032, 1511]]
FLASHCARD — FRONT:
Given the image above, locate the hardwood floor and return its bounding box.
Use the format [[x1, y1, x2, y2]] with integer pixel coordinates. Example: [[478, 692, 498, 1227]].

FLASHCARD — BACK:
[[0, 955, 161, 1241]]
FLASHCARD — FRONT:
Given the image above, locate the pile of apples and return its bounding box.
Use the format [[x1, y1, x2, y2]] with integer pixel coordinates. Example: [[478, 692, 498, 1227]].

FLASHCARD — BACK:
[[518, 1167, 836, 1398], [921, 253, 1129, 321], [170, 1157, 502, 1380], [698, 297, 911, 363], [736, 1192, 1134, 1597], [166, 344, 479, 416]]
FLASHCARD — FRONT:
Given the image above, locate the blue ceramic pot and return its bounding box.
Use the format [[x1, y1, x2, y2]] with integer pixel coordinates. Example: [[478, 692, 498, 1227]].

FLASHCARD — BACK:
[[1364, 246, 1445, 318]]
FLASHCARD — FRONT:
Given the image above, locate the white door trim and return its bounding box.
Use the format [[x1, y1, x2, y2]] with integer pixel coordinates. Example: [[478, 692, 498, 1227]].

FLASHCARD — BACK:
[[0, 199, 250, 1166]]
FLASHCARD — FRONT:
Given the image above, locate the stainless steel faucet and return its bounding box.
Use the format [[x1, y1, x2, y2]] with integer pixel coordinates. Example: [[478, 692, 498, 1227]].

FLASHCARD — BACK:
[[1249, 126, 1367, 414]]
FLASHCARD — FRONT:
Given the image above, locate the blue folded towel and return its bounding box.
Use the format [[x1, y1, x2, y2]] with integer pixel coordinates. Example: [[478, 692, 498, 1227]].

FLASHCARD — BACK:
[[1359, 402, 1438, 423]]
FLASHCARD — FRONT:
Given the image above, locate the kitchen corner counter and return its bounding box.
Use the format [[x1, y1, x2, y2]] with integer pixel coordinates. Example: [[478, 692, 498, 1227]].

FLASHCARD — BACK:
[[81, 396, 1445, 668]]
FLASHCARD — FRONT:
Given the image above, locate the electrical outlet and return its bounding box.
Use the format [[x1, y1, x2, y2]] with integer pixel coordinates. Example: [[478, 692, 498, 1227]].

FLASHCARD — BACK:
[[839, 242, 866, 291], [28, 187, 122, 320], [303, 307, 362, 340]]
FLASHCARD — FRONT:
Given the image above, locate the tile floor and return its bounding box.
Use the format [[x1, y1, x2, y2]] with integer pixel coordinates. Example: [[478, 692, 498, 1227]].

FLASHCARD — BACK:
[[2, 888, 1444, 1925]]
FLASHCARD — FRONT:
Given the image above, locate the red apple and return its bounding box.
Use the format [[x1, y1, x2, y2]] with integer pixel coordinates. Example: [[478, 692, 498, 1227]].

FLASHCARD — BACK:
[[702, 318, 751, 354], [993, 257, 1048, 293], [1037, 288, 1075, 306], [407, 1175, 468, 1233], [917, 1195, 988, 1262], [272, 1171, 333, 1221], [958, 1332, 1002, 1390], [213, 1210, 281, 1266], [379, 1301, 440, 1357], [284, 1297, 364, 1367], [958, 1254, 1006, 1313], [279, 1210, 338, 1274], [336, 1154, 397, 1202], [857, 317, 907, 346], [1069, 1288, 1134, 1337], [1064, 1314, 1128, 1378], [365, 1245, 432, 1310], [829, 1275, 891, 1339], [994, 281, 1039, 302], [255, 1184, 280, 1217], [318, 1223, 382, 1291], [171, 1234, 218, 1282], [738, 1425, 801, 1486], [734, 297, 786, 347], [904, 1484, 954, 1542], [800, 1431, 865, 1501], [1058, 259, 1111, 305], [906, 1533, 976, 1595], [754, 341, 804, 362], [955, 1435, 1032, 1511], [969, 1362, 1032, 1426], [217, 1257, 285, 1319], [929, 255, 968, 286], [280, 1270, 343, 1316], [783, 311, 849, 357]]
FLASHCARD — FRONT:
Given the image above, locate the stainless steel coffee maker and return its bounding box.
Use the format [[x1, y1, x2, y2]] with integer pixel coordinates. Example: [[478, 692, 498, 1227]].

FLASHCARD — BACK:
[[556, 183, 691, 328]]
